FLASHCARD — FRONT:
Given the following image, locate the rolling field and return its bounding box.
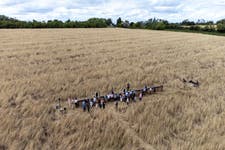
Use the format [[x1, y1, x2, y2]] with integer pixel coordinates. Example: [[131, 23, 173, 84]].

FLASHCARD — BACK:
[[0, 28, 225, 150]]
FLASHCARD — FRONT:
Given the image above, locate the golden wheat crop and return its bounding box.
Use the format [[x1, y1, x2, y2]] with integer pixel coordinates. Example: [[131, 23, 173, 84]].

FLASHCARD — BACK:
[[0, 28, 225, 150]]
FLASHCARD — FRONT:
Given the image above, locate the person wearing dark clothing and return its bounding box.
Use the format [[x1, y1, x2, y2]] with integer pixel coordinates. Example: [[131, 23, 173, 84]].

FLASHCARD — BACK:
[[115, 100, 118, 110], [145, 85, 147, 89], [123, 88, 126, 94], [100, 99, 105, 109], [132, 91, 136, 102], [98, 99, 102, 109], [111, 88, 114, 95], [58, 98, 61, 107], [74, 98, 79, 108], [86, 100, 90, 112], [189, 80, 199, 87], [154, 87, 156, 92], [95, 92, 99, 98], [127, 83, 130, 91], [144, 85, 148, 91], [142, 85, 148, 95], [152, 86, 156, 92], [102, 101, 105, 109]]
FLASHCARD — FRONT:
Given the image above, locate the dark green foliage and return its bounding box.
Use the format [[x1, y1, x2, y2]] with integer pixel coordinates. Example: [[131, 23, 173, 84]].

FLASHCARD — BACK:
[[217, 23, 225, 33], [116, 17, 122, 27], [154, 22, 167, 30], [216, 19, 225, 33], [196, 19, 213, 25], [141, 18, 168, 30], [86, 18, 108, 28], [46, 20, 63, 28], [0, 15, 18, 21], [216, 19, 225, 24], [130, 21, 145, 29], [106, 18, 113, 26], [181, 19, 195, 25], [167, 23, 181, 29], [129, 22, 135, 28], [189, 25, 201, 31], [0, 15, 109, 28]]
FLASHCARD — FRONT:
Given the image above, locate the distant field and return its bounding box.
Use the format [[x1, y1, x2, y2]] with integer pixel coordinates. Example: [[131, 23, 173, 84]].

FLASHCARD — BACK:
[[0, 29, 225, 150], [181, 25, 217, 28]]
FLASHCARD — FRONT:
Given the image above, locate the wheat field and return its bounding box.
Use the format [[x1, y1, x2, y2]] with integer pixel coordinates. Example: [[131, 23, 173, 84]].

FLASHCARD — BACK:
[[0, 28, 225, 150]]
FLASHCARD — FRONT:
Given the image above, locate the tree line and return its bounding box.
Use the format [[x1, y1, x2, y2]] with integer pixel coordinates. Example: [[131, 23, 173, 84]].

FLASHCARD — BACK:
[[0, 15, 112, 28], [116, 17, 225, 33], [1, 15, 225, 33]]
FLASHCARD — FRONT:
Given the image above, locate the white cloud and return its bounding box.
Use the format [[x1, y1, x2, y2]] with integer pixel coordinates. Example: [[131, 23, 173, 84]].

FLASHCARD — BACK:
[[0, 0, 225, 22]]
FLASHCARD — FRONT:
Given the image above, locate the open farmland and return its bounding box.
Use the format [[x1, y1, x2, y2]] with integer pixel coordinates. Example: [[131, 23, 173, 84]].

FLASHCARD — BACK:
[[0, 28, 225, 150]]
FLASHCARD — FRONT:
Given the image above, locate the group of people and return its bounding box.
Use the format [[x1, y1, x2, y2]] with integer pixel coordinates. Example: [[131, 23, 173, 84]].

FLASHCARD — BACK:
[[65, 83, 153, 112]]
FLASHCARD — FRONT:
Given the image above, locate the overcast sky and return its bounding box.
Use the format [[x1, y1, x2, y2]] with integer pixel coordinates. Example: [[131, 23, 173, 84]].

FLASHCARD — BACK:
[[0, 0, 225, 22]]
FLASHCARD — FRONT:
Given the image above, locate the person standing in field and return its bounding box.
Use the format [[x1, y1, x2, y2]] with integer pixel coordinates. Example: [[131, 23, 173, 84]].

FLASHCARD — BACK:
[[125, 91, 129, 98], [95, 98, 99, 108], [98, 99, 102, 108], [139, 92, 143, 101], [82, 100, 86, 112], [127, 83, 130, 91], [120, 94, 123, 102], [134, 91, 137, 102], [95, 92, 99, 98], [123, 88, 126, 94], [55, 98, 61, 109], [90, 99, 94, 108], [86, 99, 90, 112], [68, 97, 71, 108], [143, 85, 148, 94], [74, 97, 79, 108], [100, 99, 105, 109], [111, 87, 114, 95], [149, 87, 153, 94], [103, 100, 105, 109], [93, 96, 97, 106], [131, 91, 136, 102], [58, 98, 61, 107], [126, 97, 129, 105], [71, 98, 75, 109], [115, 100, 118, 110]]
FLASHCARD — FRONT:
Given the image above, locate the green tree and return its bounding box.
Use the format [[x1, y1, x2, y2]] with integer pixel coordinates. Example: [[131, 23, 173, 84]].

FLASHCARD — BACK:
[[116, 17, 122, 27], [106, 18, 113, 26], [86, 18, 107, 28], [181, 19, 195, 25], [64, 19, 72, 28], [155, 22, 166, 30], [217, 23, 225, 32], [216, 19, 225, 24], [129, 22, 135, 28], [135, 22, 144, 28]]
